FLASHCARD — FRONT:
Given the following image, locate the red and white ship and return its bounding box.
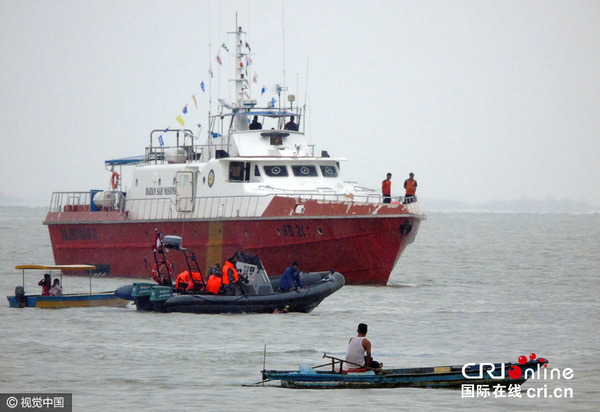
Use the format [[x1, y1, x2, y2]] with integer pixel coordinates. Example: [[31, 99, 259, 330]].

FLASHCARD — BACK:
[[44, 26, 426, 285]]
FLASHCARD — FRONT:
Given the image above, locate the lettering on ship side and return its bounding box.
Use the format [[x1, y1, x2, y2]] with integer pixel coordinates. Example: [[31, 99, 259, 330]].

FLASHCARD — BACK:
[[60, 227, 98, 241], [281, 224, 311, 238], [145, 187, 177, 196]]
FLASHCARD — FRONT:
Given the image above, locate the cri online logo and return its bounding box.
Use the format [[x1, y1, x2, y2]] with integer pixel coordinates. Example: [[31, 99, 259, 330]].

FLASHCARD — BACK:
[[462, 353, 547, 380], [508, 353, 547, 379]]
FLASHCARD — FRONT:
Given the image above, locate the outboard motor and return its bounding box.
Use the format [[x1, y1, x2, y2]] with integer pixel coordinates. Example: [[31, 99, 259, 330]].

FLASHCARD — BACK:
[[14, 286, 26, 308]]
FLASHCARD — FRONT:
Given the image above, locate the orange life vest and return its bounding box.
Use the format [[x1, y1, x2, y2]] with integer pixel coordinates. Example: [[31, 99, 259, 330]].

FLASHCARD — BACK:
[[382, 180, 391, 196], [404, 179, 416, 196], [189, 271, 203, 291], [206, 275, 222, 294], [222, 261, 239, 285], [175, 271, 190, 289]]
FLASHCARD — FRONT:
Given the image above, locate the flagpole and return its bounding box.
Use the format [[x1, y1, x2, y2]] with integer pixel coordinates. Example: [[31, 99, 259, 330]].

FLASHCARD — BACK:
[[281, 0, 286, 110]]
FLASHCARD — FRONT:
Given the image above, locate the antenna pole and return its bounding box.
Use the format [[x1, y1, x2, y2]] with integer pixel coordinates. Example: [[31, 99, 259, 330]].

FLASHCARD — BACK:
[[262, 344, 267, 386], [281, 0, 286, 107]]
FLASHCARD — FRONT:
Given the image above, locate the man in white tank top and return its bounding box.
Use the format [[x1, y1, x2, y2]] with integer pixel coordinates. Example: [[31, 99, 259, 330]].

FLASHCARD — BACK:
[[344, 323, 380, 370]]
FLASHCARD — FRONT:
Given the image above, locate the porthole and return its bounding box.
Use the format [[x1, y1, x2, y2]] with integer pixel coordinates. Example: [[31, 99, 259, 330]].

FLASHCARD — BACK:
[[318, 227, 323, 235], [320, 165, 338, 177], [158, 178, 162, 186], [264, 165, 288, 177]]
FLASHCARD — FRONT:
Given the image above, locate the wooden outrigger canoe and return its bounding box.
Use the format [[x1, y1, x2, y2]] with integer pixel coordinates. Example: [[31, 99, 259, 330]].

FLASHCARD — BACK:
[[260, 354, 549, 389], [7, 265, 129, 309]]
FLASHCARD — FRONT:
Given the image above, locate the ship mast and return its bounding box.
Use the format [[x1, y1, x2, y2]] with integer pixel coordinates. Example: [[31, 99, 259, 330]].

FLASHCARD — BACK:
[[229, 24, 255, 130]]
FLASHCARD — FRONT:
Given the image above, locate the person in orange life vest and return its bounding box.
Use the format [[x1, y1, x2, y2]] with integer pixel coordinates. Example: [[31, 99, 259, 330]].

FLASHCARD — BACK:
[[344, 323, 381, 370], [206, 264, 222, 295], [175, 271, 190, 292], [381, 173, 392, 204], [188, 270, 204, 292], [38, 273, 51, 296], [403, 172, 417, 203], [222, 255, 240, 295]]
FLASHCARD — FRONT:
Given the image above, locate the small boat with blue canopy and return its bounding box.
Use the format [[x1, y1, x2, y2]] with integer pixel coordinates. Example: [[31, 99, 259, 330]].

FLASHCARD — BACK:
[[7, 264, 129, 309]]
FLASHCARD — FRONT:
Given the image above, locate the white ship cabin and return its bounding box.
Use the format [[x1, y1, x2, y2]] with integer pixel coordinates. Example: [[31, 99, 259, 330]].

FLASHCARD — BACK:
[[59, 26, 390, 220], [110, 104, 374, 219]]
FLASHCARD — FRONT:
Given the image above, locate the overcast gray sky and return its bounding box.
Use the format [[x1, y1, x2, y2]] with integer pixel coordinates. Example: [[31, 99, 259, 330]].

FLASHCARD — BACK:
[[1, 0, 599, 208]]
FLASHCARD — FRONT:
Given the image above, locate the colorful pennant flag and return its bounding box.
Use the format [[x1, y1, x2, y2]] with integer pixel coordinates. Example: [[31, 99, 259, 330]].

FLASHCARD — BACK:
[[158, 135, 164, 146], [176, 115, 185, 126], [245, 41, 251, 51], [221, 43, 229, 52], [182, 105, 188, 114], [192, 94, 198, 108], [252, 73, 258, 83], [216, 55, 222, 65], [200, 81, 205, 92], [261, 86, 266, 95]]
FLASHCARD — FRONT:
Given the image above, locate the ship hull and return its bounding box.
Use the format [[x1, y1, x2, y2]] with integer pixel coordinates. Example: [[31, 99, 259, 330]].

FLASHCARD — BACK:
[[45, 214, 420, 285]]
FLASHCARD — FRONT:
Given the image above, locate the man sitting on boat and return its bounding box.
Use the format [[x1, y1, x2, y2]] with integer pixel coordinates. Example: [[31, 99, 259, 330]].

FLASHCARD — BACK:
[[38, 274, 51, 296], [206, 264, 223, 295], [174, 270, 203, 293], [222, 255, 240, 295], [278, 261, 303, 292], [50, 278, 62, 296], [344, 323, 381, 371]]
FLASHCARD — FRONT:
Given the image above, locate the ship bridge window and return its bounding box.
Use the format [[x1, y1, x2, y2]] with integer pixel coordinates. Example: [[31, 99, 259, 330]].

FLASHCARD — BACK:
[[229, 161, 251, 182], [320, 165, 338, 177], [292, 165, 318, 177], [264, 165, 289, 177]]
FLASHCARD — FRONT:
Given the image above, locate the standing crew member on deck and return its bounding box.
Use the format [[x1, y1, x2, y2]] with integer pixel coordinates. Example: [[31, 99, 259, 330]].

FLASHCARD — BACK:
[[403, 172, 417, 203], [222, 255, 239, 295], [382, 173, 392, 204], [344, 323, 381, 370]]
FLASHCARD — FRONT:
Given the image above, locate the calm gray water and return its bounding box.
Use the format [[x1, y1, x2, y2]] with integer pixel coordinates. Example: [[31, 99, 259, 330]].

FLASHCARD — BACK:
[[0, 207, 598, 411]]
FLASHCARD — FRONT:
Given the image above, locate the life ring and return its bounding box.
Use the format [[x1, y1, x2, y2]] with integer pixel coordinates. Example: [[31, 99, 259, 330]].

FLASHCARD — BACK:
[[111, 172, 119, 189], [152, 261, 173, 283]]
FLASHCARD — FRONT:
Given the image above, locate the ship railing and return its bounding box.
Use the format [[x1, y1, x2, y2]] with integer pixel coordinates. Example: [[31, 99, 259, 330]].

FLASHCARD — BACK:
[[49, 192, 93, 213], [121, 191, 410, 220], [48, 191, 127, 213], [49, 191, 419, 219], [122, 195, 265, 220]]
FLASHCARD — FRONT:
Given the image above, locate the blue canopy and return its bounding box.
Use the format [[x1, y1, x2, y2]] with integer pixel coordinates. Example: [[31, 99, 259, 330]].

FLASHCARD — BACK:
[[105, 155, 145, 166]]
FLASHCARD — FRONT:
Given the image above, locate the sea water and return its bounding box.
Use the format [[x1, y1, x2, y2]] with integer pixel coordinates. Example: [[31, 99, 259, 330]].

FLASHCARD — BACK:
[[0, 207, 598, 411]]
